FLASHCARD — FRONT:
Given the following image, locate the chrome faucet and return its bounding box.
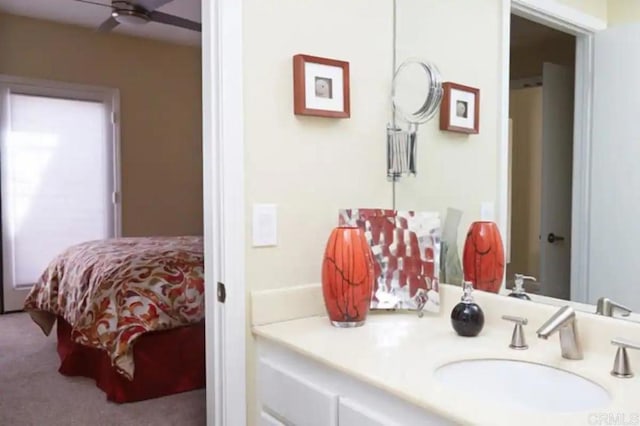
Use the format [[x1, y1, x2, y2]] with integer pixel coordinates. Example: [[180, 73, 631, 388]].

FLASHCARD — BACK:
[[610, 338, 640, 378], [596, 297, 632, 317], [536, 306, 583, 360], [502, 315, 529, 350]]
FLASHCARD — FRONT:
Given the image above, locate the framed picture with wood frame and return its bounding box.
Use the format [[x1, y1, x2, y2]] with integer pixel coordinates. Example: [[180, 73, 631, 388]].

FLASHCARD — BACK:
[[439, 82, 480, 134], [293, 54, 350, 118]]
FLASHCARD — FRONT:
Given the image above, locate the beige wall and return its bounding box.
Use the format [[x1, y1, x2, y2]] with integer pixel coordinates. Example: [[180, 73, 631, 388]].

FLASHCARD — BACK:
[[550, 0, 640, 27], [0, 13, 203, 237], [507, 87, 542, 279], [243, 0, 393, 295], [511, 36, 575, 80], [243, 0, 393, 422], [608, 0, 640, 25], [557, 0, 608, 21], [394, 0, 502, 249], [548, 0, 640, 27]]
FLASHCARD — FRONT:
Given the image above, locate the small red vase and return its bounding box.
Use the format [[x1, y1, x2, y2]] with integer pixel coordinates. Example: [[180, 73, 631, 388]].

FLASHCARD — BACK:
[[462, 221, 505, 293], [321, 226, 375, 327]]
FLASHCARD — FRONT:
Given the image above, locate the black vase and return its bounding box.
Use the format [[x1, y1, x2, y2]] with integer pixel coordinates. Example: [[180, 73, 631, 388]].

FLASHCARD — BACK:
[[451, 301, 485, 337]]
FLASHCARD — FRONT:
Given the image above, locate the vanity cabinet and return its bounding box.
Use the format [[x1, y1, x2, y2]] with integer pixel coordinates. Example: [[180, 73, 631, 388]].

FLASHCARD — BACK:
[[257, 340, 453, 426], [258, 359, 338, 426]]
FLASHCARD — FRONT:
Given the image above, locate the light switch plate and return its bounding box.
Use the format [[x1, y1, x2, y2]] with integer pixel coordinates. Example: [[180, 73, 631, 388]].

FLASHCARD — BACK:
[[480, 202, 495, 221], [252, 204, 277, 247]]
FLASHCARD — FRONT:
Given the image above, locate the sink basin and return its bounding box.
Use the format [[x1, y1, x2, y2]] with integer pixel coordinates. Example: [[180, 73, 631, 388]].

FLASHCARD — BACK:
[[434, 359, 610, 412]]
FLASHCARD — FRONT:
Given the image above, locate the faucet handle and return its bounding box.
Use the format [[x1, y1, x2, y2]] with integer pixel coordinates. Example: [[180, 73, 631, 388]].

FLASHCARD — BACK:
[[611, 338, 640, 378], [502, 315, 528, 325], [502, 315, 528, 350], [515, 274, 537, 282], [596, 298, 632, 317], [612, 338, 640, 351]]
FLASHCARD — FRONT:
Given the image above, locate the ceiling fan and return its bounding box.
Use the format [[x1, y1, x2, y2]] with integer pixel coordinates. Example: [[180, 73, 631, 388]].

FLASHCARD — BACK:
[[74, 0, 201, 33]]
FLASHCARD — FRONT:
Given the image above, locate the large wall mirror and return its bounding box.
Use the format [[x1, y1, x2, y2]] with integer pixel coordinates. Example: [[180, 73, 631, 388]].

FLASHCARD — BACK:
[[393, 1, 640, 323]]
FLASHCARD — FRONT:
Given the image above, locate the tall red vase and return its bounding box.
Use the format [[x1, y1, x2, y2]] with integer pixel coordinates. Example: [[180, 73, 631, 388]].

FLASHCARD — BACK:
[[462, 221, 505, 293], [321, 226, 375, 327]]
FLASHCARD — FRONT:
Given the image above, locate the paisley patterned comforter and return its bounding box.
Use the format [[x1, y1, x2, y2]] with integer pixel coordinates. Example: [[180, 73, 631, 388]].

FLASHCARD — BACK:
[[24, 236, 205, 380]]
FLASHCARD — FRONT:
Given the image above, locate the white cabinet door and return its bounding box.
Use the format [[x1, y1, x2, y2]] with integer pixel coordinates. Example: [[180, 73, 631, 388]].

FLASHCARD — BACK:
[[257, 342, 454, 426], [259, 359, 338, 426], [339, 397, 400, 426], [259, 410, 286, 426]]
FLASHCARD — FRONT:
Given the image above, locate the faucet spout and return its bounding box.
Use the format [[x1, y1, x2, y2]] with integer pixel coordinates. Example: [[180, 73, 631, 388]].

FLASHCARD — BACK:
[[536, 306, 583, 360]]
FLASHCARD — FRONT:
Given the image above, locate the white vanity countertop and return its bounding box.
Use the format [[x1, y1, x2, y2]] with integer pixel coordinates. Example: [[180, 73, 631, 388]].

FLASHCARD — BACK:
[[252, 286, 640, 426]]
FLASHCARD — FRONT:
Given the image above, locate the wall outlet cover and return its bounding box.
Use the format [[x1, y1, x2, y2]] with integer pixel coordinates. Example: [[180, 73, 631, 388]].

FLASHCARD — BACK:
[[252, 204, 278, 247]]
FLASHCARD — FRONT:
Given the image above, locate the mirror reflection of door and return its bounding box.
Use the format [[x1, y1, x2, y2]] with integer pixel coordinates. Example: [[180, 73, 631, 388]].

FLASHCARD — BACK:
[[507, 15, 576, 300], [540, 62, 574, 300], [590, 23, 640, 311]]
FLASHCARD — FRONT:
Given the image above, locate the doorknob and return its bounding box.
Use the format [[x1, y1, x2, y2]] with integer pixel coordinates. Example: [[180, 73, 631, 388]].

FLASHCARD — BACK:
[[547, 233, 565, 243]]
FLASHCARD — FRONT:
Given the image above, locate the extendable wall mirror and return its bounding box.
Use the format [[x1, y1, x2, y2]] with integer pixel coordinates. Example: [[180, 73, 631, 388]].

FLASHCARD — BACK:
[[388, 59, 443, 179], [392, 59, 443, 125]]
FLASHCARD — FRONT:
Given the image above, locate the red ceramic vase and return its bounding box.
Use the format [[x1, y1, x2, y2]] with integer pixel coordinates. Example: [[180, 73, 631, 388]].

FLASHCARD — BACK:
[[321, 226, 375, 327], [462, 221, 505, 293]]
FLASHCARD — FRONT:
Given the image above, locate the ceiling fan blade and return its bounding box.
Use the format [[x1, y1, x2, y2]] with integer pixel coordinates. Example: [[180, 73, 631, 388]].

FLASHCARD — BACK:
[[73, 0, 114, 8], [150, 11, 201, 32], [134, 0, 173, 11], [98, 16, 120, 32]]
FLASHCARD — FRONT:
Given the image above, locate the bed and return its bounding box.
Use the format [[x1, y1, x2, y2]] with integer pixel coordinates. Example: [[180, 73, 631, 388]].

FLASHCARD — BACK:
[[23, 236, 206, 403]]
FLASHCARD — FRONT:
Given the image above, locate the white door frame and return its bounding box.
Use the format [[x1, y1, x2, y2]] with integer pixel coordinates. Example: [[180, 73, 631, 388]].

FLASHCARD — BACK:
[[202, 0, 246, 425], [497, 0, 606, 302]]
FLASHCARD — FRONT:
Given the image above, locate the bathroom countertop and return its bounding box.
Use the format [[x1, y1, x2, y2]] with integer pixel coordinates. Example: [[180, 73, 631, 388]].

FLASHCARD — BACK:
[[253, 287, 640, 426]]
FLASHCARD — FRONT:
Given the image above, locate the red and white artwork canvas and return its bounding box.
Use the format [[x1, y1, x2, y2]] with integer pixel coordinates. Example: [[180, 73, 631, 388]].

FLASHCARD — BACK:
[[339, 209, 440, 312]]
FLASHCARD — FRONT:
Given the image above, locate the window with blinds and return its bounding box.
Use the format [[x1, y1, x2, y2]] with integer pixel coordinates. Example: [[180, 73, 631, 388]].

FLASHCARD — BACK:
[[0, 80, 119, 311]]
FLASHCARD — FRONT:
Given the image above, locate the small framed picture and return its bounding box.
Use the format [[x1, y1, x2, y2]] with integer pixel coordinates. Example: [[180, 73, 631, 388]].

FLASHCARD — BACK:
[[293, 54, 350, 118], [440, 82, 480, 134]]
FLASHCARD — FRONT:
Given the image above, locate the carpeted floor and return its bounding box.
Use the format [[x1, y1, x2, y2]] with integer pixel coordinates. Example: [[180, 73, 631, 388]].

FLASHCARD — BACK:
[[0, 312, 206, 426]]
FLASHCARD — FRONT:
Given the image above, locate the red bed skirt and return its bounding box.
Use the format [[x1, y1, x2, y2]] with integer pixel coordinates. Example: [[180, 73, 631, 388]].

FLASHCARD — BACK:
[[56, 316, 206, 403]]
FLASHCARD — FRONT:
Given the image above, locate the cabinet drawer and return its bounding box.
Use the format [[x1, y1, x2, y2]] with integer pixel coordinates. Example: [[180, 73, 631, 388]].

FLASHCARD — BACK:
[[259, 410, 286, 426], [339, 397, 400, 426], [259, 359, 338, 426]]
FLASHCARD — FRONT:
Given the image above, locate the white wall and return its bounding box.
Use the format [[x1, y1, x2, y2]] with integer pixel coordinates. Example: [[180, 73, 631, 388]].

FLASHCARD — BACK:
[[589, 23, 640, 310], [243, 0, 393, 423], [393, 0, 502, 248], [243, 0, 393, 294]]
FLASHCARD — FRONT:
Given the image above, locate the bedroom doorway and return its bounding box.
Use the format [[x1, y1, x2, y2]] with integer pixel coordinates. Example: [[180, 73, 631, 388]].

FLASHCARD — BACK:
[[0, 0, 245, 423], [0, 77, 120, 313]]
